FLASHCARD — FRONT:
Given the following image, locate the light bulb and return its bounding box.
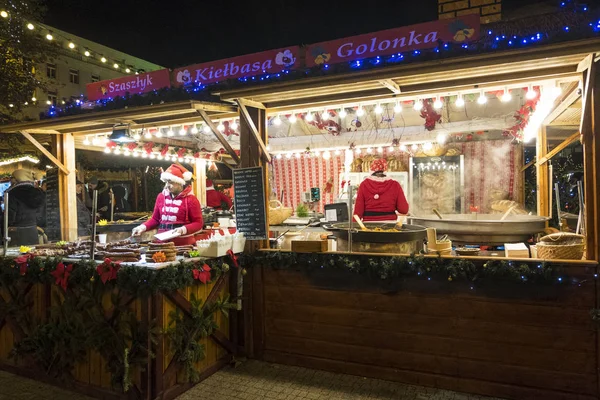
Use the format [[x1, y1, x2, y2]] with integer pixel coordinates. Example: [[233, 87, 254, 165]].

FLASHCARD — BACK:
[[423, 142, 433, 150], [141, 152, 148, 158], [155, 130, 163, 138], [286, 153, 292, 159], [133, 132, 141, 140], [157, 154, 163, 160], [124, 150, 130, 156], [411, 144, 418, 151], [377, 146, 383, 153], [8, 104, 13, 108], [273, 115, 282, 125], [305, 112, 314, 122], [356, 107, 365, 116], [276, 154, 282, 160], [321, 110, 329, 120], [31, 96, 36, 102], [45, 33, 53, 41], [27, 23, 34, 30], [314, 150, 321, 157], [167, 128, 174, 136], [526, 87, 537, 100], [436, 133, 447, 144], [366, 147, 373, 153], [355, 148, 361, 154], [91, 137, 99, 146], [102, 137, 109, 144], [113, 63, 119, 69], [339, 108, 347, 118], [46, 100, 51, 105], [334, 149, 341, 155], [101, 57, 107, 63], [68, 42, 75, 49], [84, 50, 90, 57], [0, 10, 7, 18], [399, 144, 407, 152], [295, 153, 301, 159], [230, 120, 238, 130], [191, 126, 199, 134], [125, 68, 131, 73], [413, 100, 423, 111], [394, 102, 402, 113], [289, 114, 297, 124], [149, 153, 156, 159], [501, 89, 512, 102], [323, 151, 331, 160], [103, 147, 110, 153], [374, 104, 383, 114], [203, 125, 211, 133], [83, 137, 91, 145], [217, 122, 225, 132], [179, 127, 186, 136], [144, 131, 152, 139], [133, 151, 139, 157], [388, 146, 395, 152], [114, 148, 121, 155], [455, 96, 465, 107], [178, 157, 183, 162], [433, 98, 443, 109], [477, 92, 487, 104]]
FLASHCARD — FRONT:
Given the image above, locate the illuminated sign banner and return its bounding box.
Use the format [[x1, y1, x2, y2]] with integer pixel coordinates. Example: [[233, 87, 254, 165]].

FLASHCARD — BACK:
[[86, 69, 171, 101], [305, 15, 480, 67]]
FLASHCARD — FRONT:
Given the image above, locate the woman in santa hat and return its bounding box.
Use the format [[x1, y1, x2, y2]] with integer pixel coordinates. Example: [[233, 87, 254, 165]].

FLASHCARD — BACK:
[[131, 164, 203, 245], [205, 179, 233, 210], [353, 158, 409, 222]]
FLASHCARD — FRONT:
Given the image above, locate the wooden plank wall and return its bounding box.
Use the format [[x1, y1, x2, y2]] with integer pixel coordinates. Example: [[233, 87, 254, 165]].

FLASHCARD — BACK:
[[259, 266, 599, 400]]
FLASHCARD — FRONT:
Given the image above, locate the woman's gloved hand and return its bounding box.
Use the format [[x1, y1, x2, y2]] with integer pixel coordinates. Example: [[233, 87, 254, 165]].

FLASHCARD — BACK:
[[131, 225, 147, 237], [173, 226, 187, 236]]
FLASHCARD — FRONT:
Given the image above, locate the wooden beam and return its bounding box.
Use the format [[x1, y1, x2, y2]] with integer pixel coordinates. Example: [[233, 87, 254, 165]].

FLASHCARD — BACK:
[[193, 158, 207, 206], [521, 157, 536, 172], [577, 53, 593, 73], [536, 132, 580, 166], [58, 133, 78, 242], [235, 100, 271, 163], [580, 54, 596, 136], [196, 109, 240, 165], [582, 59, 597, 260], [543, 85, 580, 125], [236, 98, 266, 110], [379, 79, 401, 94], [536, 126, 549, 217], [20, 131, 69, 174]]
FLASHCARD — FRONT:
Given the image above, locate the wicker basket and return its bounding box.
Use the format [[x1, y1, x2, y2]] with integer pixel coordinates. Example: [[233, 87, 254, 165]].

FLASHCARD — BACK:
[[268, 200, 293, 226], [536, 233, 585, 260]]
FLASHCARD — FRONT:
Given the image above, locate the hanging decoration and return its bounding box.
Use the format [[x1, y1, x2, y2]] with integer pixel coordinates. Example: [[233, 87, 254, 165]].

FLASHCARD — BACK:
[[420, 99, 442, 131], [504, 99, 539, 141], [192, 263, 212, 284]]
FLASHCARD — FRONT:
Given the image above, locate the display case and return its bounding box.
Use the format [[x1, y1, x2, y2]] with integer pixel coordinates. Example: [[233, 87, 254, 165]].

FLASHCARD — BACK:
[[409, 155, 465, 214]]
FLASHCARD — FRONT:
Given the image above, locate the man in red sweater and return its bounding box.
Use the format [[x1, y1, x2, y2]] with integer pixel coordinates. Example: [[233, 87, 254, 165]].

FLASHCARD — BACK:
[[353, 158, 409, 222], [132, 164, 203, 245], [206, 179, 233, 210]]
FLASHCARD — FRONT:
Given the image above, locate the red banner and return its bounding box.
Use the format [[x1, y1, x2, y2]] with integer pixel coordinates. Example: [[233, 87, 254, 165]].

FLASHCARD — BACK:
[[86, 69, 171, 101], [172, 46, 300, 86], [305, 15, 480, 67]]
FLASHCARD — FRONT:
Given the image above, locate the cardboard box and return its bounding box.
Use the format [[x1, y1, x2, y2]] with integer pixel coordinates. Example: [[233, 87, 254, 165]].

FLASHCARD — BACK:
[[291, 240, 328, 253]]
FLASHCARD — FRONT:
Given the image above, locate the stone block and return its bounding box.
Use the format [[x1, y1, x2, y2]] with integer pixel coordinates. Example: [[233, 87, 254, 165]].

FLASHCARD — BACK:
[[457, 7, 480, 16], [439, 11, 457, 19]]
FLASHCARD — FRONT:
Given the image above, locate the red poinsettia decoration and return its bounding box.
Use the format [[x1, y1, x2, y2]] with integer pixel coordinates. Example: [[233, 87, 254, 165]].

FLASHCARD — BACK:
[[323, 177, 333, 194], [420, 99, 441, 131], [193, 152, 200, 159], [192, 263, 212, 284], [15, 254, 34, 276], [160, 144, 169, 156], [51, 262, 73, 291], [308, 113, 341, 136], [96, 258, 121, 284], [226, 249, 239, 268], [106, 141, 118, 149], [177, 147, 186, 158], [126, 142, 138, 151], [143, 141, 155, 154], [503, 99, 539, 141]]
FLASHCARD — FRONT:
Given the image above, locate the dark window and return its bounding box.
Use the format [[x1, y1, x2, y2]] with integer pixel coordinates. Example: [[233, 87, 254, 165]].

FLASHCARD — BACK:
[[47, 91, 58, 106], [91, 74, 100, 83], [46, 63, 56, 79], [69, 69, 79, 84]]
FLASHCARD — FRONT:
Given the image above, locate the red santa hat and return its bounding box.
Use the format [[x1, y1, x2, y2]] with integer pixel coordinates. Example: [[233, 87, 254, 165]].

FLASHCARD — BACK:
[[206, 179, 215, 190], [370, 158, 388, 172], [161, 164, 193, 185]]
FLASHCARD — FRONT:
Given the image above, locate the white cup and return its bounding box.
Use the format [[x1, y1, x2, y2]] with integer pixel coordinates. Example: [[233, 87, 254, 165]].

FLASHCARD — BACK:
[[218, 218, 230, 228], [98, 234, 107, 244]]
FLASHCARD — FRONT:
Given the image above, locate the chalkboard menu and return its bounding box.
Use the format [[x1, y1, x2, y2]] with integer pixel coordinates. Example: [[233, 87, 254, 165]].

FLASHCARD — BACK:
[[233, 166, 267, 240], [45, 168, 61, 241]]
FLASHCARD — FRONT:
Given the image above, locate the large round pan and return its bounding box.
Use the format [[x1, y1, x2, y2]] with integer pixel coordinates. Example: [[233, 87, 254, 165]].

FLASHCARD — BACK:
[[323, 222, 427, 243]]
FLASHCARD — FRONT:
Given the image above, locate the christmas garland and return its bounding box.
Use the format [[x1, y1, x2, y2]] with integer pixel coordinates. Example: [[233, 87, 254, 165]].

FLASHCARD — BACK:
[[1, 254, 242, 390], [247, 251, 580, 287]]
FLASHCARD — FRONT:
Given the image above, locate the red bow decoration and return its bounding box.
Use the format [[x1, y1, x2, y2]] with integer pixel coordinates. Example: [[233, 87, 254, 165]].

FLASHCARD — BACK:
[[192, 263, 212, 284], [96, 258, 121, 284], [143, 141, 155, 154], [15, 254, 34, 276], [226, 249, 239, 268], [126, 142, 138, 151], [177, 147, 186, 158], [160, 144, 169, 156], [51, 262, 73, 291]]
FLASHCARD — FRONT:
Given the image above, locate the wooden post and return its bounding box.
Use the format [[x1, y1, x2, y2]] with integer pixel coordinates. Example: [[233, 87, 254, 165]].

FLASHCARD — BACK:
[[193, 159, 207, 206], [58, 133, 78, 241], [536, 126, 549, 217], [583, 60, 599, 261]]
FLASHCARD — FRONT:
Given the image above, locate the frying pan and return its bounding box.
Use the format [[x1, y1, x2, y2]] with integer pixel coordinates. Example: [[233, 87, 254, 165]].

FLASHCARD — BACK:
[[323, 222, 427, 244]]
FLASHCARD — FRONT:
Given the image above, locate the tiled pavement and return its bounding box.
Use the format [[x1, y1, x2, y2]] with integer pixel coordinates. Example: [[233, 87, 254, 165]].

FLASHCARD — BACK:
[[0, 360, 505, 400]]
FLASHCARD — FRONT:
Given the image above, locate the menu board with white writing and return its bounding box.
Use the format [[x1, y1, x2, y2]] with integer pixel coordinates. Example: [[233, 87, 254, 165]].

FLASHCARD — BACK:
[[233, 167, 267, 240]]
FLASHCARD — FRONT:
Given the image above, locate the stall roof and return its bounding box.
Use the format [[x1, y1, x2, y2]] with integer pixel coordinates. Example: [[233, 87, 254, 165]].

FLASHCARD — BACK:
[[0, 101, 237, 136], [217, 38, 599, 111]]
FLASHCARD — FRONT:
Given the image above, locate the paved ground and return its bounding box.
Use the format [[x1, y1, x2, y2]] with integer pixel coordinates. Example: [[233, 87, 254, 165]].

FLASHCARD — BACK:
[[0, 360, 505, 400]]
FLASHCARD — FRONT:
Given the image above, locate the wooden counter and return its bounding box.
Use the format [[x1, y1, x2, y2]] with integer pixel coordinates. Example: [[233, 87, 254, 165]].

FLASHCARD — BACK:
[[246, 251, 599, 400]]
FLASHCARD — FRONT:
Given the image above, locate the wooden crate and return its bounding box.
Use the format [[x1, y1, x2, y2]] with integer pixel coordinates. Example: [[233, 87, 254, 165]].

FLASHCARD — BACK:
[[291, 240, 328, 253]]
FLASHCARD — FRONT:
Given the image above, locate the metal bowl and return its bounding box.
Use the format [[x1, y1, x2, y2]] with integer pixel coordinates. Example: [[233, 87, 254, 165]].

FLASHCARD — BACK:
[[408, 214, 549, 244]]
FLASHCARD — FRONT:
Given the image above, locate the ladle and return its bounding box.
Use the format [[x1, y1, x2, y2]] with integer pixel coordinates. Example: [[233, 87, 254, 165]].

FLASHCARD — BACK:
[[432, 209, 443, 220], [500, 205, 517, 221], [353, 215, 367, 230]]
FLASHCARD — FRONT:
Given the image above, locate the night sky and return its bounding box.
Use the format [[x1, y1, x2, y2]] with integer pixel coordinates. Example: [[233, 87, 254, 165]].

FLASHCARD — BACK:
[[42, 0, 553, 68]]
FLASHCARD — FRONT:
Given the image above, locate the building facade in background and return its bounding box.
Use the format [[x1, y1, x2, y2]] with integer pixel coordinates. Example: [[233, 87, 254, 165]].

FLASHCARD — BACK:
[[24, 23, 164, 120]]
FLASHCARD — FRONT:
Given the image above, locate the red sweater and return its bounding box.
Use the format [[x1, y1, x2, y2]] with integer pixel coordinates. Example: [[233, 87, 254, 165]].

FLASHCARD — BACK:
[[353, 176, 409, 221], [206, 187, 232, 210], [143, 186, 204, 245]]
